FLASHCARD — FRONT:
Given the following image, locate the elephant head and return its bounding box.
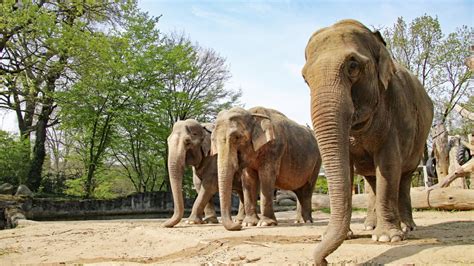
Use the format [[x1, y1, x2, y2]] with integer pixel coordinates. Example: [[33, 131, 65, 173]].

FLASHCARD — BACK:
[[163, 119, 214, 228], [211, 107, 274, 231], [302, 20, 395, 263]]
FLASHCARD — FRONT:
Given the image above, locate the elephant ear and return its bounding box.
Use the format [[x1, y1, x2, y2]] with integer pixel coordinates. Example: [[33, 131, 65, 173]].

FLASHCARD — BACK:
[[210, 130, 218, 156], [373, 30, 395, 90], [201, 123, 214, 156], [251, 114, 275, 152]]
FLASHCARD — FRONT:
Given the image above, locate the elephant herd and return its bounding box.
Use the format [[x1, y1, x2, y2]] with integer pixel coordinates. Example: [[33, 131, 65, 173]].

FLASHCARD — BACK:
[[163, 19, 434, 265]]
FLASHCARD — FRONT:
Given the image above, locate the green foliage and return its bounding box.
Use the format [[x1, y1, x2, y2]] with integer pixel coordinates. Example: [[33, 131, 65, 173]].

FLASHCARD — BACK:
[[384, 15, 473, 127], [2, 1, 241, 198], [0, 0, 134, 192], [0, 130, 30, 186], [314, 176, 328, 194]]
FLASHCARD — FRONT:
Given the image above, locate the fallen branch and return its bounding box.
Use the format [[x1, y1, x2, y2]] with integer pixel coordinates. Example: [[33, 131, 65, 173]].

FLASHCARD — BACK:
[[428, 158, 474, 191]]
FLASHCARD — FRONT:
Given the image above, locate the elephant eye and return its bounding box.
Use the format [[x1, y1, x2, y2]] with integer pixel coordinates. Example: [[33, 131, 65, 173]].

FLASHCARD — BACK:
[[347, 59, 361, 79]]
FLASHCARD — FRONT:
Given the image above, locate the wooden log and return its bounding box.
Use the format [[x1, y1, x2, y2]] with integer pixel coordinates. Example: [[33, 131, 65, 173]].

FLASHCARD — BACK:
[[429, 158, 474, 190], [312, 187, 474, 211], [453, 104, 474, 121]]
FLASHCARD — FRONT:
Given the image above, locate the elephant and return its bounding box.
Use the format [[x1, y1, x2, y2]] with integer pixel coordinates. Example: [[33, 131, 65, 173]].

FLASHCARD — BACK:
[[211, 106, 322, 231], [302, 19, 434, 264], [163, 119, 245, 228]]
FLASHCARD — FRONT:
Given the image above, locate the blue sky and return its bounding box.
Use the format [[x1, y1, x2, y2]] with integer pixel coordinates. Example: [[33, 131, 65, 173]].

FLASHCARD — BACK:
[[0, 0, 472, 131], [137, 0, 473, 125]]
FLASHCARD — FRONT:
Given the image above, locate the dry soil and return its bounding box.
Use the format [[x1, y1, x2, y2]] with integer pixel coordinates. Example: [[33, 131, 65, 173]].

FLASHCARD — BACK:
[[0, 210, 473, 265]]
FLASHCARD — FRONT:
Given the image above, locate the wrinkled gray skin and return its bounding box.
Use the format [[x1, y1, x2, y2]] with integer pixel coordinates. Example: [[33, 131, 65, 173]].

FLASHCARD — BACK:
[[163, 119, 244, 228], [302, 19, 433, 264], [212, 106, 322, 231]]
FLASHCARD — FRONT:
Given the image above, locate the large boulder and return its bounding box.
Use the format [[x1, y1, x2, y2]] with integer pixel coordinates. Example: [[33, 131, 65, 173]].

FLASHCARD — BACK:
[[275, 190, 297, 206], [0, 183, 14, 195], [15, 185, 33, 197]]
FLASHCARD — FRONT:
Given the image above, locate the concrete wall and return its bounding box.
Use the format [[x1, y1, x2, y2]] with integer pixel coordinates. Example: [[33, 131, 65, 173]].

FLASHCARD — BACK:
[[22, 192, 240, 220]]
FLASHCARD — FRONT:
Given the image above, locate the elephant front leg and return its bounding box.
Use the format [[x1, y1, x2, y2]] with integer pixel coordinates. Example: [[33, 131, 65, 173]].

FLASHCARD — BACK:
[[233, 189, 245, 224], [257, 165, 277, 227], [372, 148, 404, 242], [187, 183, 216, 225], [242, 168, 260, 226], [399, 172, 416, 232], [364, 176, 377, 230]]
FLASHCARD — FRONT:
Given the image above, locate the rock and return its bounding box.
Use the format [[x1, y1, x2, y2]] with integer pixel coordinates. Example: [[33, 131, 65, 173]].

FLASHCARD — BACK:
[[277, 198, 297, 206], [4, 206, 26, 229], [15, 185, 33, 197], [276, 190, 297, 204], [0, 183, 14, 195]]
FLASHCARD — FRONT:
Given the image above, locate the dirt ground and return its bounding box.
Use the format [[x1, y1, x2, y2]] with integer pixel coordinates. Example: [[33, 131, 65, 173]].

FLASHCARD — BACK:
[[0, 210, 473, 265]]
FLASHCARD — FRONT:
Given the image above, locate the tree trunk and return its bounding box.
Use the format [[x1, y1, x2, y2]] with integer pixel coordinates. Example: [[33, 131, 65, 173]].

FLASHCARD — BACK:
[[26, 110, 49, 192], [312, 187, 474, 210]]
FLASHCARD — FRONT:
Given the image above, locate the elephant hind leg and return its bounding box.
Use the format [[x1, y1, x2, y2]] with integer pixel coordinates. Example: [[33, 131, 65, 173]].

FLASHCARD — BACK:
[[364, 176, 377, 230], [203, 196, 218, 224], [294, 167, 319, 224], [399, 171, 416, 232]]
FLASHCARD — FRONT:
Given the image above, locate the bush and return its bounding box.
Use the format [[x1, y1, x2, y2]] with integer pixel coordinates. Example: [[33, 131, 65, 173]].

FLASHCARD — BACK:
[[0, 130, 30, 186]]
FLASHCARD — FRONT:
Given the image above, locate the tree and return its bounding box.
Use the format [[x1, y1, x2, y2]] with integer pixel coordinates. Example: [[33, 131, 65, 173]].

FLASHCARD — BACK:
[[384, 15, 472, 124], [110, 12, 195, 193], [384, 15, 444, 94], [0, 0, 131, 191], [434, 26, 473, 124], [57, 32, 133, 197], [161, 33, 241, 126]]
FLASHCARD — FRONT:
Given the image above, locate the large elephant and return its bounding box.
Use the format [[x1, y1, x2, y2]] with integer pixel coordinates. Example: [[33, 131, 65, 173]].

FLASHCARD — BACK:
[[163, 119, 244, 228], [211, 106, 322, 231], [302, 19, 433, 264]]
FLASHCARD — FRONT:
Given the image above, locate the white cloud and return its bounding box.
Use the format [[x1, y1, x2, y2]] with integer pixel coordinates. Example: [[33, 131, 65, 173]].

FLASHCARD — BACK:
[[190, 6, 239, 28]]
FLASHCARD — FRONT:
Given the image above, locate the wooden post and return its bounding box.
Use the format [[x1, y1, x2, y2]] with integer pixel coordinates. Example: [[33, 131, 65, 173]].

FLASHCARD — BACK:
[[432, 123, 450, 180]]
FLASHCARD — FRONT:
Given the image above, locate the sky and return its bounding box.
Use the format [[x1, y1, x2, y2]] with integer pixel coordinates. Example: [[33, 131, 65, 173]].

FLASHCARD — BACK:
[[1, 0, 473, 132]]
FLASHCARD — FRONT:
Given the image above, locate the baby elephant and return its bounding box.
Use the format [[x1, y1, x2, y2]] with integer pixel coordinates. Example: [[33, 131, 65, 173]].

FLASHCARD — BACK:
[[164, 119, 244, 227], [211, 106, 322, 230]]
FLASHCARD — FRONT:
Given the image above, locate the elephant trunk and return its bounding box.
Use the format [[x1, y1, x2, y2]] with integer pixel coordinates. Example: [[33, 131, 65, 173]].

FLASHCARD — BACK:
[[163, 137, 186, 228], [311, 85, 353, 264], [217, 144, 242, 231]]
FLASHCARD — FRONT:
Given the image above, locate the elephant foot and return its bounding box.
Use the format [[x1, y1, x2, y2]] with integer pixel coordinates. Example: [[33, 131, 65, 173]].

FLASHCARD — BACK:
[[364, 217, 377, 231], [346, 229, 354, 239], [233, 217, 244, 224], [294, 216, 313, 224], [203, 216, 219, 224], [401, 221, 416, 233], [242, 215, 259, 227], [372, 227, 405, 242], [257, 216, 277, 227], [186, 217, 204, 224], [321, 228, 353, 240]]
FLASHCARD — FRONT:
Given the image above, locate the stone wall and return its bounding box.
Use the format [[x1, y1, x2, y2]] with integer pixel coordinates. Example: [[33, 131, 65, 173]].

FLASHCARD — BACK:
[[24, 192, 184, 220], [23, 192, 240, 220], [1, 191, 240, 225]]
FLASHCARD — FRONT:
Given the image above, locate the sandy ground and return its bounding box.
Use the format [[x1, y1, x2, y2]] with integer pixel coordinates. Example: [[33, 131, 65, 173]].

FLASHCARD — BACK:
[[0, 210, 473, 265]]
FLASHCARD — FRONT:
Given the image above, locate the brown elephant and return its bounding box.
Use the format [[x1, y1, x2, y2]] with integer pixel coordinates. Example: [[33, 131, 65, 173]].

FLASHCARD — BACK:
[[163, 119, 244, 228], [302, 19, 434, 264], [211, 106, 322, 231]]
